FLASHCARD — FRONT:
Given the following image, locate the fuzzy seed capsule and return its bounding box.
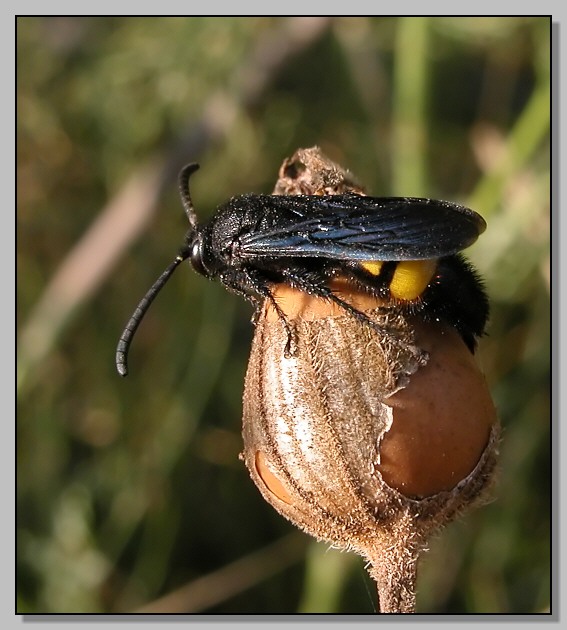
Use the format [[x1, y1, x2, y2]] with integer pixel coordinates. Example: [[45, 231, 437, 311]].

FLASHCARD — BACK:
[[241, 283, 498, 613]]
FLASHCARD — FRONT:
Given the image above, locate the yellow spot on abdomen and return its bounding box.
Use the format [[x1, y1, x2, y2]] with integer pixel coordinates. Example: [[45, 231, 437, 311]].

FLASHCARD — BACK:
[[390, 259, 437, 301], [360, 260, 384, 276]]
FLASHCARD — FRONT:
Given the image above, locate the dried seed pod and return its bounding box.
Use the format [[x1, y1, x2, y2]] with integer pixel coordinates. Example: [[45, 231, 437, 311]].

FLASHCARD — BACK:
[[241, 283, 498, 613], [272, 146, 366, 196]]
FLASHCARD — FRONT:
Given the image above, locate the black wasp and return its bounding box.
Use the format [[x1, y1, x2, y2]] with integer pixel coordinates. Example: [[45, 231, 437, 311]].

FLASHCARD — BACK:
[[116, 163, 488, 376]]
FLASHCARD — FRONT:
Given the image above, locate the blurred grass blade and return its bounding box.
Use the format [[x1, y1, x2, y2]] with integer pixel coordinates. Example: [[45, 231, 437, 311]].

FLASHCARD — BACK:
[[391, 17, 430, 196], [17, 160, 165, 395], [468, 79, 550, 214], [297, 541, 358, 613], [134, 533, 307, 613]]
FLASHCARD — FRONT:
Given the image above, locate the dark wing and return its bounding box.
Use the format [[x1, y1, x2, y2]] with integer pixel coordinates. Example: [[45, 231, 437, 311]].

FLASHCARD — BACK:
[[237, 194, 486, 261]]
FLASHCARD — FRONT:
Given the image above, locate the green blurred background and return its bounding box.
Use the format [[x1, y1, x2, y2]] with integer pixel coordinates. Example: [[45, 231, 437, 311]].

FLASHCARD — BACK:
[[17, 17, 550, 614]]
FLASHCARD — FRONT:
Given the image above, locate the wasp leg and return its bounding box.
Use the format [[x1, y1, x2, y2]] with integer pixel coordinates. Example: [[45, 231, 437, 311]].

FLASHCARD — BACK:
[[277, 268, 428, 366], [220, 269, 298, 357]]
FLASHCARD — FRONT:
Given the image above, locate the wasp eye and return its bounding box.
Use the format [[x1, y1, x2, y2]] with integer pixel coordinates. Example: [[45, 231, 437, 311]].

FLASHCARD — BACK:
[[190, 237, 209, 278]]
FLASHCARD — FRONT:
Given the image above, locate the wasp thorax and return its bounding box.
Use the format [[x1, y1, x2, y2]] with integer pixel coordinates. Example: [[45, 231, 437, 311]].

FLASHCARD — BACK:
[[241, 282, 498, 613]]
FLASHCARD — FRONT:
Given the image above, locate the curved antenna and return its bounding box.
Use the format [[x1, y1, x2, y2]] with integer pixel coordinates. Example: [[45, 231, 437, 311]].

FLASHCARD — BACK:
[[116, 163, 201, 377], [116, 248, 191, 377], [178, 163, 201, 229]]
